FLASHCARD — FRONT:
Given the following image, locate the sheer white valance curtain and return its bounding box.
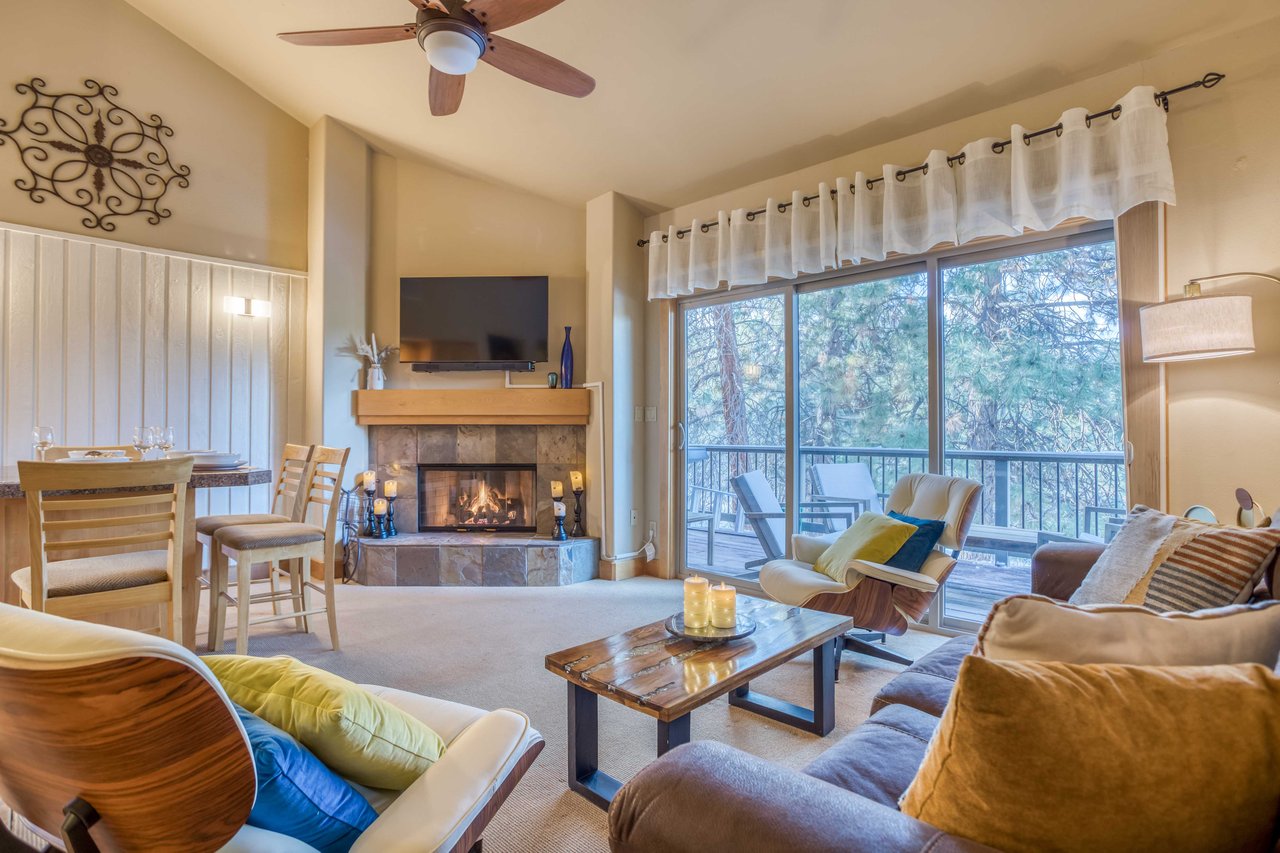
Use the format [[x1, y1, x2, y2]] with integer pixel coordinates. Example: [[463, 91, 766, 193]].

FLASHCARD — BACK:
[[647, 85, 1175, 300]]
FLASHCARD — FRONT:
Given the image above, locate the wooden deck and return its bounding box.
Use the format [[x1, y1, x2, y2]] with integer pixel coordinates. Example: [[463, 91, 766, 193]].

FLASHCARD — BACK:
[[685, 528, 1031, 624]]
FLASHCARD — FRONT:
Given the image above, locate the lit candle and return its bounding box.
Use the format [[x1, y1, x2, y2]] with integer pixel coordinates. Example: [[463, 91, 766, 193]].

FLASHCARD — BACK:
[[384, 480, 397, 498], [373, 498, 388, 516], [683, 575, 710, 629], [550, 480, 564, 499], [570, 470, 584, 492], [710, 582, 736, 629], [553, 500, 567, 518], [362, 470, 376, 491]]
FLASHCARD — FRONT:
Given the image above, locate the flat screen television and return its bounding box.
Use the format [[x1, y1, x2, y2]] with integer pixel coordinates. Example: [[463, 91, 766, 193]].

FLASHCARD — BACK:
[[399, 276, 548, 370]]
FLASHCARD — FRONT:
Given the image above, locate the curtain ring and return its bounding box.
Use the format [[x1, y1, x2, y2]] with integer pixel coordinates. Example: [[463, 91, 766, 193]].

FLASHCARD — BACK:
[[865, 178, 875, 190], [992, 141, 1006, 154], [676, 230, 685, 239], [1054, 124, 1063, 137], [1110, 105, 1122, 120], [802, 196, 811, 207], [700, 222, 710, 233], [778, 202, 788, 213], [922, 163, 929, 176], [849, 183, 857, 194], [661, 233, 668, 243], [1023, 133, 1032, 146], [745, 210, 756, 221], [895, 170, 906, 182], [955, 152, 966, 166], [1085, 115, 1092, 128]]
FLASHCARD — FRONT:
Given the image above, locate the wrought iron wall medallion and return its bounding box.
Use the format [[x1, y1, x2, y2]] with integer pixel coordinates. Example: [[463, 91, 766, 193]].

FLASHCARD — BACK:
[[0, 78, 190, 231]]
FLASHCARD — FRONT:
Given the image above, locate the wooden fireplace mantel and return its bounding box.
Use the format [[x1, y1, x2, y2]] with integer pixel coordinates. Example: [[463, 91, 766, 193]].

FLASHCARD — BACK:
[[354, 388, 592, 426]]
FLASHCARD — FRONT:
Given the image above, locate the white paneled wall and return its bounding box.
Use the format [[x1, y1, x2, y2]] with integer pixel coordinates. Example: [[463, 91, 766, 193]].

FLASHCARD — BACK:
[[0, 222, 307, 516]]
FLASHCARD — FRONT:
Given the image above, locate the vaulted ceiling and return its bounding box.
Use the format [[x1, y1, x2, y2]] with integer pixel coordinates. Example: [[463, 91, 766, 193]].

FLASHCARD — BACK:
[[124, 0, 1276, 210]]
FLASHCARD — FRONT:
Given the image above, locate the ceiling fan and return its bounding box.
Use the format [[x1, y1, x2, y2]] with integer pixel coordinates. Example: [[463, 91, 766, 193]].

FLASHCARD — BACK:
[[277, 0, 595, 116]]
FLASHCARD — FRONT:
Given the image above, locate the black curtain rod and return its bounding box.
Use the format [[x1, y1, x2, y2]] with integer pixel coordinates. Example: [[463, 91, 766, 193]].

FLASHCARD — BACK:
[[637, 72, 1224, 248]]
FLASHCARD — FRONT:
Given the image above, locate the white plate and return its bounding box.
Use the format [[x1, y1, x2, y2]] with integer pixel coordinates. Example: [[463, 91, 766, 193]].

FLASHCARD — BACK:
[[171, 450, 241, 467], [68, 449, 126, 459]]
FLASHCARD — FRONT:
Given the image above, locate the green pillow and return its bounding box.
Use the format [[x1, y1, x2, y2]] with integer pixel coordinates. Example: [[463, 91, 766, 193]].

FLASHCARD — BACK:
[[813, 512, 918, 583], [206, 655, 446, 791]]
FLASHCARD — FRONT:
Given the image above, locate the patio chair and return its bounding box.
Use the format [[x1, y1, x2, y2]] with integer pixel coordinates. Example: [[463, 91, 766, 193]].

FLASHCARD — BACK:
[[759, 472, 981, 667], [729, 471, 858, 569], [809, 462, 883, 530], [686, 484, 733, 566]]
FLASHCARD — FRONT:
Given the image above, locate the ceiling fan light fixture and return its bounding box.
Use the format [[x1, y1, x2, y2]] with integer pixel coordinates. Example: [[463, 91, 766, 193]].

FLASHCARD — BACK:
[[420, 25, 485, 75]]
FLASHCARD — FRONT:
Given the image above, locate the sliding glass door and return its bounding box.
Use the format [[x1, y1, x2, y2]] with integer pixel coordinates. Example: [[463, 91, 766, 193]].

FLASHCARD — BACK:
[[940, 234, 1125, 627], [676, 225, 1127, 630], [680, 290, 787, 581]]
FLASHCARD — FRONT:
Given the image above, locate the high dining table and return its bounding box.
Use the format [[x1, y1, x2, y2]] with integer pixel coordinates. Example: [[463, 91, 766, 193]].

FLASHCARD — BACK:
[[0, 464, 271, 650]]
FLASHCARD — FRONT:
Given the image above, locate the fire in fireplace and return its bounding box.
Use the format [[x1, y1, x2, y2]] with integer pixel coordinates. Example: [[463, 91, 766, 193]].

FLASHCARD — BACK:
[[418, 464, 537, 532]]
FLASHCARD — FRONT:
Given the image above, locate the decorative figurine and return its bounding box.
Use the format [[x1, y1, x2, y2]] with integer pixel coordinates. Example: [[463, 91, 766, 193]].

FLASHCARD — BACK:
[[547, 371, 559, 388]]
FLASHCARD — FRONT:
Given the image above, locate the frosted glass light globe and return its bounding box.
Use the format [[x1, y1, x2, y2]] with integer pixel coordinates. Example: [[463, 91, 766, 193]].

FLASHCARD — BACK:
[[424, 29, 481, 75]]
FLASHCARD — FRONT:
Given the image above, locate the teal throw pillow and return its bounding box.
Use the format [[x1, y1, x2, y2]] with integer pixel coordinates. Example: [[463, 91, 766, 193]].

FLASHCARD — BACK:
[[885, 511, 946, 572]]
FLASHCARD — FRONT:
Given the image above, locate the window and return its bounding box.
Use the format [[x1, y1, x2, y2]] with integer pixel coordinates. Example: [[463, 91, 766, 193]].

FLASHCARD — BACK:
[[677, 226, 1126, 630]]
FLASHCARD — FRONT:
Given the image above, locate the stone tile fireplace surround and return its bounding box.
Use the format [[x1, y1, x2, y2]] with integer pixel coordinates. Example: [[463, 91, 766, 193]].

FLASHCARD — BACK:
[[360, 424, 598, 587]]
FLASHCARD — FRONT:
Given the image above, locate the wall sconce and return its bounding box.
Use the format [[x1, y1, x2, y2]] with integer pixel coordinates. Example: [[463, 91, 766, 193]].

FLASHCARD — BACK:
[[1139, 273, 1277, 363], [223, 296, 272, 318]]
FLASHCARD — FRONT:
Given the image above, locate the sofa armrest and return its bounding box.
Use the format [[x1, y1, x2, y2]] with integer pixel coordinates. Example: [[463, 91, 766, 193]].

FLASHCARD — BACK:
[[609, 741, 993, 853], [1030, 542, 1104, 601]]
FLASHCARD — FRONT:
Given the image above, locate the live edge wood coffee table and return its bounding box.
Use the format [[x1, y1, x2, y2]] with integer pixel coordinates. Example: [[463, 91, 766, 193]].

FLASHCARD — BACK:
[[545, 596, 854, 809]]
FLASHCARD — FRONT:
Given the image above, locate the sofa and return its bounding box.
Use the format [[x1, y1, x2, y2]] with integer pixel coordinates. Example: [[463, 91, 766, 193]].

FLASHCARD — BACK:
[[608, 541, 1274, 853]]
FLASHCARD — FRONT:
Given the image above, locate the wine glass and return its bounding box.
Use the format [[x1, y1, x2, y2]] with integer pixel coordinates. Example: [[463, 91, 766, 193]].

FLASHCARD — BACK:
[[156, 426, 175, 456], [32, 426, 54, 461], [131, 426, 149, 459]]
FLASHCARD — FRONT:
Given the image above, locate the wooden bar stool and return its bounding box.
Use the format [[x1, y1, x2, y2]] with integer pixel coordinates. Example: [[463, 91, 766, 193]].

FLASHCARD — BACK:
[[13, 458, 194, 641], [199, 443, 312, 651], [211, 446, 349, 655]]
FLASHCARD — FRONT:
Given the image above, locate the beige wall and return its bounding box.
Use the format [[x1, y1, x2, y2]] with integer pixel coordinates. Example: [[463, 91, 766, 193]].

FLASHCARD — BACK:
[[643, 16, 1280, 527], [0, 0, 307, 270], [368, 153, 586, 390]]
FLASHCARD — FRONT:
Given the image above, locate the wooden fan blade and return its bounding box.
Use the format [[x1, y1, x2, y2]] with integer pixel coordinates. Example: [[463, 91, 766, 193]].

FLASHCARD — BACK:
[[278, 24, 416, 46], [463, 0, 565, 31], [429, 68, 466, 116], [481, 34, 594, 97], [408, 0, 451, 11]]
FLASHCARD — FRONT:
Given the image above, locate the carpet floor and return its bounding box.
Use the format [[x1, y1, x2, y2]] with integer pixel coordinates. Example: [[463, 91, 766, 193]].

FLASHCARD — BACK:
[[206, 578, 948, 852]]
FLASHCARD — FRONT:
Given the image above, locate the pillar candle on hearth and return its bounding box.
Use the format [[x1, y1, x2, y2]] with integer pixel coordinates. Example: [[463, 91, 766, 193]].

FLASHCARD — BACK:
[[683, 575, 710, 628], [553, 500, 566, 517], [710, 582, 736, 629], [362, 470, 376, 491], [384, 480, 397, 498], [569, 470, 584, 493], [373, 498, 388, 516], [550, 480, 564, 499]]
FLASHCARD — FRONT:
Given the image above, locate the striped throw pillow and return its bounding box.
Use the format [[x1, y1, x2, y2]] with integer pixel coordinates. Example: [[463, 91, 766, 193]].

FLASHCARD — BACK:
[[1072, 506, 1280, 612]]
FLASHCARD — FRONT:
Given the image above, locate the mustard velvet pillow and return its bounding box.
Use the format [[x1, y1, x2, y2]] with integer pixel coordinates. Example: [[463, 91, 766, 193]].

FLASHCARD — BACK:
[[206, 655, 446, 791], [900, 656, 1280, 853], [813, 512, 917, 583]]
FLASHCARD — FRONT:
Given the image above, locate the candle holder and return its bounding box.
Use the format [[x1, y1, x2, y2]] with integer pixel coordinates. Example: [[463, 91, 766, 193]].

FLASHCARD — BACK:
[[385, 495, 398, 537], [364, 487, 377, 537], [552, 499, 569, 541], [374, 513, 389, 539], [571, 488, 585, 537]]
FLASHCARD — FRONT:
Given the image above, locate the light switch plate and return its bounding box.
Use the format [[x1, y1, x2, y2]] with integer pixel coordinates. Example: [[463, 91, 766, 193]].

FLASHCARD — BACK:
[[644, 406, 657, 422]]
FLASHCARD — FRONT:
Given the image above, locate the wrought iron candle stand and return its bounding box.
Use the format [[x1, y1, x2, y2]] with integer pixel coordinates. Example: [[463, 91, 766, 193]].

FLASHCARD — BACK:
[[364, 485, 378, 537], [571, 488, 586, 537], [385, 496, 398, 537]]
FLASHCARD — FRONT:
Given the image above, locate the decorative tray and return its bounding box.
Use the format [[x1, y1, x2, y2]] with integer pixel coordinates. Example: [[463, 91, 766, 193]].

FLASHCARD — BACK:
[[664, 612, 756, 643]]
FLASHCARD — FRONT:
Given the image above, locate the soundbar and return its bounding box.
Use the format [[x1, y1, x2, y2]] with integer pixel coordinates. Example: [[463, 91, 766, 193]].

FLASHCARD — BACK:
[[410, 361, 535, 373]]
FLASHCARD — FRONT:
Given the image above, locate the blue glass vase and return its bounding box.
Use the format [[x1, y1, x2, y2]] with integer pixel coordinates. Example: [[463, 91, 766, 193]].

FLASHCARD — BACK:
[[559, 326, 574, 389]]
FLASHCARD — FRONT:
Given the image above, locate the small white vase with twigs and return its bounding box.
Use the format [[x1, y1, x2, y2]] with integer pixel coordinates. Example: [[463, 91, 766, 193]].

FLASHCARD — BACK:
[[356, 333, 397, 391]]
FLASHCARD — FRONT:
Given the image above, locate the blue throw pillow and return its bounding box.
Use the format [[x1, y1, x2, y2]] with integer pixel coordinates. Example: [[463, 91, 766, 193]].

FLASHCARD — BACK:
[[885, 511, 946, 572], [234, 704, 377, 853]]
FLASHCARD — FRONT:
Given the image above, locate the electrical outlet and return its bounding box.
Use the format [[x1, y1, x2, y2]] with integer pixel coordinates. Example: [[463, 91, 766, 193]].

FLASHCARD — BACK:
[[630, 509, 638, 526]]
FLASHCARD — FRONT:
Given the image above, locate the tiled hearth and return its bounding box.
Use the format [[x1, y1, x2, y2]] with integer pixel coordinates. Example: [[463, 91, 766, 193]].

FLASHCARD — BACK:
[[355, 532, 598, 587], [361, 424, 597, 587]]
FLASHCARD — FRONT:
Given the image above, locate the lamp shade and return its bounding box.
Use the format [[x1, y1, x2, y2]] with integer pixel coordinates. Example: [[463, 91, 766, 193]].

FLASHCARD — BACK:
[[1139, 294, 1254, 362]]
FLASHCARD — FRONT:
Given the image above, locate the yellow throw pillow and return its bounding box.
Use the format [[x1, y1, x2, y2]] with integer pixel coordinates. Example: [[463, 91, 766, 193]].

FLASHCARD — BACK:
[[900, 656, 1280, 853], [206, 655, 446, 791], [813, 512, 917, 583]]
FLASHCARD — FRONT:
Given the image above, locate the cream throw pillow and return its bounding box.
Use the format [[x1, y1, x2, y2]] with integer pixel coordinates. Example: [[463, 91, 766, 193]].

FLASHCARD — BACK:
[[976, 595, 1280, 666], [900, 656, 1280, 853]]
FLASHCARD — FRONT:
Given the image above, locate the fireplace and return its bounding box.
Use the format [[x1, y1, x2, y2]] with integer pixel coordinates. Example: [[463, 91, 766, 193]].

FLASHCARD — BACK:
[[418, 464, 537, 532]]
